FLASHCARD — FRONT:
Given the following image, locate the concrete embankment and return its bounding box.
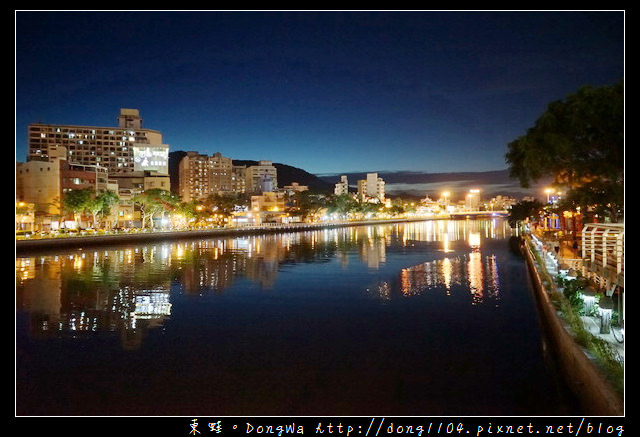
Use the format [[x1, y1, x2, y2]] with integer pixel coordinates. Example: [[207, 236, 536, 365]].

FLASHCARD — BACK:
[[522, 236, 624, 416]]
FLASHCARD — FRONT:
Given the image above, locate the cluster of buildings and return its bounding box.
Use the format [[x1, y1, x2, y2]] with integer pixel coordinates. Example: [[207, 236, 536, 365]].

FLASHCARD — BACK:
[[334, 173, 386, 204], [18, 109, 168, 231], [16, 108, 517, 233], [16, 108, 310, 231], [178, 153, 282, 201]]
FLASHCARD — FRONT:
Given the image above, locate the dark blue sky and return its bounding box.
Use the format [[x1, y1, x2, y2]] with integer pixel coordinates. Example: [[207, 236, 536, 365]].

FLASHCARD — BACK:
[[15, 10, 624, 175]]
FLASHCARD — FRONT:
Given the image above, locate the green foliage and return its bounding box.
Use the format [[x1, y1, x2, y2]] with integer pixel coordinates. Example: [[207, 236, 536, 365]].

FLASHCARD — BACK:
[[205, 193, 247, 216], [507, 199, 543, 227], [62, 188, 92, 216], [550, 280, 624, 395], [505, 81, 623, 222], [133, 189, 178, 228], [327, 194, 358, 218], [506, 80, 623, 187], [61, 188, 121, 227], [559, 179, 624, 223], [559, 275, 588, 314], [97, 191, 119, 216], [292, 191, 326, 220]]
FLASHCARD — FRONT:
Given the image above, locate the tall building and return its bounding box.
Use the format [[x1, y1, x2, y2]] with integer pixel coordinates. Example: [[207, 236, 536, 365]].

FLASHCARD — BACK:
[[27, 108, 169, 175], [367, 172, 385, 200], [245, 160, 278, 194], [178, 151, 234, 202], [334, 175, 349, 195], [231, 165, 247, 194], [357, 173, 385, 202]]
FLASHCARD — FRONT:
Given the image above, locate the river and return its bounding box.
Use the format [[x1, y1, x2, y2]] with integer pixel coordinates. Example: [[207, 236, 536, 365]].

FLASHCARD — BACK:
[[16, 219, 579, 416]]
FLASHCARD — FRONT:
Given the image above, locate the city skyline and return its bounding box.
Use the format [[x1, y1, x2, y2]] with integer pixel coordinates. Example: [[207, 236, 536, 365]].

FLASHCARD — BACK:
[[15, 10, 624, 176]]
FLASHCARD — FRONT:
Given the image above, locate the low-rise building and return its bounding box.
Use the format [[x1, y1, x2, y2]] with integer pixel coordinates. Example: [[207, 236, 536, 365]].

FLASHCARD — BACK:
[[250, 191, 287, 224], [16, 153, 113, 230], [245, 160, 278, 194], [282, 182, 309, 196]]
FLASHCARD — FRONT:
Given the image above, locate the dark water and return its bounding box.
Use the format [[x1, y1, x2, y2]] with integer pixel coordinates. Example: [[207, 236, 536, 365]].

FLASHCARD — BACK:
[[16, 219, 579, 416]]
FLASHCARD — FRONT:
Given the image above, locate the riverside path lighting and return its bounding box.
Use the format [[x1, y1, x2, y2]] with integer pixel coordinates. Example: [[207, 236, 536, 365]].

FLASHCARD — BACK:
[[599, 297, 614, 334]]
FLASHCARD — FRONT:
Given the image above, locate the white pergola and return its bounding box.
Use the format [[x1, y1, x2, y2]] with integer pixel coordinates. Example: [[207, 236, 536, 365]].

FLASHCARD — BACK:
[[581, 223, 624, 289]]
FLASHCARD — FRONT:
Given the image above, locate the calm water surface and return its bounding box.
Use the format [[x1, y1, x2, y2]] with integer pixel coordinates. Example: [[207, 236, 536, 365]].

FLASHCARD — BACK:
[[16, 219, 578, 416]]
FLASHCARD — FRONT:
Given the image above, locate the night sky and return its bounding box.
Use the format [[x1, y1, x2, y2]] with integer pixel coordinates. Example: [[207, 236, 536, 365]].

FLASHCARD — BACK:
[[15, 11, 624, 176]]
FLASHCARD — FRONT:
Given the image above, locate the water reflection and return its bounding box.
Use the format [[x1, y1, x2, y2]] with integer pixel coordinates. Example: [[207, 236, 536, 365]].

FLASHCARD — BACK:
[[375, 240, 501, 305], [16, 219, 511, 350]]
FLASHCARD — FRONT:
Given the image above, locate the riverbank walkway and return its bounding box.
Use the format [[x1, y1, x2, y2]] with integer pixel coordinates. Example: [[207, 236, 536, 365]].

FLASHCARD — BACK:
[[15, 217, 473, 253], [528, 232, 624, 361]]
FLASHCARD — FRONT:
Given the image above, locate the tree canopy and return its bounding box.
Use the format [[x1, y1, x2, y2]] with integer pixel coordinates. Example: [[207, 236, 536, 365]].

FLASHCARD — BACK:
[[505, 80, 623, 222], [505, 80, 623, 189]]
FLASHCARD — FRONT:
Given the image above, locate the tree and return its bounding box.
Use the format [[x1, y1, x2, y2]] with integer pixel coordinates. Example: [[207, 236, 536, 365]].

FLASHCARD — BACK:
[[174, 201, 201, 228], [84, 196, 104, 228], [205, 193, 246, 216], [292, 191, 326, 222], [559, 179, 624, 223], [505, 80, 623, 221], [61, 189, 92, 226], [327, 194, 357, 219], [507, 199, 543, 228], [97, 191, 120, 228], [134, 189, 178, 229]]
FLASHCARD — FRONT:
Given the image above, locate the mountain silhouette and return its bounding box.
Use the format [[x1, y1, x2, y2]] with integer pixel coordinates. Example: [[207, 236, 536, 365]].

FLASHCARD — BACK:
[[169, 151, 542, 199]]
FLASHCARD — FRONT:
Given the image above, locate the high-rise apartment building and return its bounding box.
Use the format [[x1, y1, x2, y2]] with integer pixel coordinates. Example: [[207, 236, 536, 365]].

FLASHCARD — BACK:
[[27, 108, 169, 175], [178, 151, 234, 202], [231, 165, 247, 194], [357, 172, 385, 202], [334, 175, 349, 195]]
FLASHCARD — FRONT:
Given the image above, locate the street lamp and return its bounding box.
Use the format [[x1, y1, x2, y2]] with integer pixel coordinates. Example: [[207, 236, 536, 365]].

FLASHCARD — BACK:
[[545, 188, 554, 204], [468, 189, 480, 211], [441, 191, 450, 209]]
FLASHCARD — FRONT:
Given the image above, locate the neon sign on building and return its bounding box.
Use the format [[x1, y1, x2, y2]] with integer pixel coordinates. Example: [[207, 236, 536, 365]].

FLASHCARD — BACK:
[[133, 145, 169, 173]]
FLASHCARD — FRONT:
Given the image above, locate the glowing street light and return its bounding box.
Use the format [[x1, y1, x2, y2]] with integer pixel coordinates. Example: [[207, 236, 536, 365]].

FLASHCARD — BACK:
[[441, 191, 450, 208], [467, 189, 480, 211], [545, 188, 554, 203]]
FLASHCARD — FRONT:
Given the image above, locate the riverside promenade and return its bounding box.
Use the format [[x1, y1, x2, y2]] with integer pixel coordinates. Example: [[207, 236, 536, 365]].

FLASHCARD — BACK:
[[523, 233, 624, 416], [530, 234, 624, 359], [16, 212, 511, 254], [15, 218, 433, 254]]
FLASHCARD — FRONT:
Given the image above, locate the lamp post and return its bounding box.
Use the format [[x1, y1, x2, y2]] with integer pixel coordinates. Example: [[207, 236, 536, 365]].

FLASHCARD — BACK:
[[545, 188, 554, 204], [441, 191, 450, 209], [468, 189, 480, 212]]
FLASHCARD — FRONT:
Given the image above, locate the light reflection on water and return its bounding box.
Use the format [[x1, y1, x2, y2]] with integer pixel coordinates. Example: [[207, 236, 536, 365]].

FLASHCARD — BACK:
[[16, 219, 577, 416], [16, 220, 509, 342]]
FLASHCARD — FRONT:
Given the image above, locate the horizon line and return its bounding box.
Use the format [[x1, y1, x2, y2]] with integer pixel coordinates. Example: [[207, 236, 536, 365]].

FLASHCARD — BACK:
[[314, 168, 510, 177]]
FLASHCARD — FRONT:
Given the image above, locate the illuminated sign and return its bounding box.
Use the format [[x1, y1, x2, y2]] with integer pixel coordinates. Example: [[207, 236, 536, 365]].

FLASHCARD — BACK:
[[133, 145, 169, 173]]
